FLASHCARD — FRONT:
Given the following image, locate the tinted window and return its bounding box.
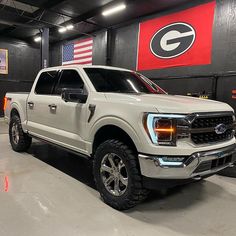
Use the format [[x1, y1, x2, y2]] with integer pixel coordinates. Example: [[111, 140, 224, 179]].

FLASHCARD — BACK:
[[55, 70, 84, 95], [84, 68, 165, 94], [35, 71, 59, 95]]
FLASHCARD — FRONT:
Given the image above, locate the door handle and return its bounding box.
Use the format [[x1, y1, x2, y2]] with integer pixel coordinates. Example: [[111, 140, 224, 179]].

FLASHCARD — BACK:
[[48, 104, 57, 111], [28, 101, 34, 109]]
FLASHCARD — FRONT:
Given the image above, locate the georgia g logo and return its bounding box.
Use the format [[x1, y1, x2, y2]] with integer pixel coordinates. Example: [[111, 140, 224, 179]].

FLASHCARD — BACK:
[[150, 22, 196, 59]]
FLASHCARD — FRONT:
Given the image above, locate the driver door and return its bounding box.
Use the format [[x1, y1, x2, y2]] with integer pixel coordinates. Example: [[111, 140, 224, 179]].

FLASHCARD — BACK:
[[49, 69, 89, 154]]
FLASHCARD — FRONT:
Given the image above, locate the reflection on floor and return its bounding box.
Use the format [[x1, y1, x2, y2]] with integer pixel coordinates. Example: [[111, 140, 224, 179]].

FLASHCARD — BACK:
[[0, 120, 236, 236]]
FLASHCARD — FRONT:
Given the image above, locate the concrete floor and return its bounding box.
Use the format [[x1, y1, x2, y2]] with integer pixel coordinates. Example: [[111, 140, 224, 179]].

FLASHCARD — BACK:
[[0, 120, 236, 236]]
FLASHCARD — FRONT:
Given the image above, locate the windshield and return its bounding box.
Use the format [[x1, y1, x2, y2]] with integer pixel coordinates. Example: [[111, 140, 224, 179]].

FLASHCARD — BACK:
[[84, 68, 166, 94]]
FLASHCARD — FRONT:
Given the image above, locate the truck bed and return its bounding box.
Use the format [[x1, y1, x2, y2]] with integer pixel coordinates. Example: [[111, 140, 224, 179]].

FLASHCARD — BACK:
[[4, 92, 29, 123]]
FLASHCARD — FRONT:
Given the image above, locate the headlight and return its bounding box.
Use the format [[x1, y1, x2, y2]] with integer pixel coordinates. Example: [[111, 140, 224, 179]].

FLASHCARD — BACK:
[[144, 113, 188, 146]]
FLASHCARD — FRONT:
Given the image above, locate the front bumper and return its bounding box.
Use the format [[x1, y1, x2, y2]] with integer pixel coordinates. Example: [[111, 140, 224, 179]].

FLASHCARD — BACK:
[[139, 144, 236, 180]]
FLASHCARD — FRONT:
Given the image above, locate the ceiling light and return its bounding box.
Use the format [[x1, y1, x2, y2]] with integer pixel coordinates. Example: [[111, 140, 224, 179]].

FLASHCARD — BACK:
[[66, 24, 74, 30], [102, 3, 126, 16], [58, 27, 67, 33], [34, 36, 41, 42]]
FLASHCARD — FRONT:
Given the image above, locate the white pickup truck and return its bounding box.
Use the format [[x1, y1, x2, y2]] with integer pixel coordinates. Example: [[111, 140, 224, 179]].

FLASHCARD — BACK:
[[4, 65, 236, 210]]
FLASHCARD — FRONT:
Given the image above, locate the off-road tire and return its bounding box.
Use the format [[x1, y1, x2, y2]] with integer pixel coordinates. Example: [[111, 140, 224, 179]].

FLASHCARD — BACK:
[[93, 139, 149, 210], [9, 115, 32, 152]]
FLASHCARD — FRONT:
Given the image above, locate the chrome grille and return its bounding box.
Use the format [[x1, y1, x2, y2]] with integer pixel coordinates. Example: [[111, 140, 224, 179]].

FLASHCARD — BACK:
[[191, 114, 234, 145]]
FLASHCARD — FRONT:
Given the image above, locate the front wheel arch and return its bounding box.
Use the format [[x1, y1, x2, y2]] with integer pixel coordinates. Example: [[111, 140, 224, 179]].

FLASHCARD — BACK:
[[92, 125, 138, 156]]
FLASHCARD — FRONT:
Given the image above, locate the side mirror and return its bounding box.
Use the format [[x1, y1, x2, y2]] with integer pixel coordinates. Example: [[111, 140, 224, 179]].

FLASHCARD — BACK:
[[61, 88, 88, 103]]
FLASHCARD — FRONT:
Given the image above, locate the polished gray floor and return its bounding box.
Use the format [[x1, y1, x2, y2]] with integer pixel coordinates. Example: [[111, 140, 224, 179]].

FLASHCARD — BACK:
[[0, 120, 236, 236]]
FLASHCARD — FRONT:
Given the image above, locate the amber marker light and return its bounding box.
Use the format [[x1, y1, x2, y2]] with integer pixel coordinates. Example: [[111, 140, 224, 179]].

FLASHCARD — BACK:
[[4, 176, 9, 192], [155, 128, 174, 132], [3, 96, 7, 111]]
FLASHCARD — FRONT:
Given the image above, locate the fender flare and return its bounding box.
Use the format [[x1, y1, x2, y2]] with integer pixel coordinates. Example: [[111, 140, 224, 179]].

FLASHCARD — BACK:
[[89, 116, 142, 154], [10, 102, 27, 129]]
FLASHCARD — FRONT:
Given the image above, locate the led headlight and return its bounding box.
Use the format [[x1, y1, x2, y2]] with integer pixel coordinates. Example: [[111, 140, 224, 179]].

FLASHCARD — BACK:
[[144, 113, 187, 146]]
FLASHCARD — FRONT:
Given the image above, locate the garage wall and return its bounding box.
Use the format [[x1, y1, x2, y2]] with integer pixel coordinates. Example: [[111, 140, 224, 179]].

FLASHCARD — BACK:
[[156, 77, 215, 96], [216, 75, 236, 110], [50, 42, 62, 67], [0, 37, 40, 117], [111, 0, 235, 76], [110, 0, 236, 111]]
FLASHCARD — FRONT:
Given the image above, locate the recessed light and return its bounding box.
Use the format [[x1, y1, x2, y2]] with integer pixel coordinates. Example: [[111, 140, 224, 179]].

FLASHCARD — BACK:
[[58, 27, 67, 33], [34, 36, 41, 42], [102, 3, 126, 16], [66, 24, 74, 30]]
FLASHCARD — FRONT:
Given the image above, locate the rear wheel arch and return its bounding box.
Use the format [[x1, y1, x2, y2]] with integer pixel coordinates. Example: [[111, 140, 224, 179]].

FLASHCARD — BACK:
[[9, 103, 27, 128], [10, 105, 28, 133], [9, 115, 32, 152], [10, 108, 20, 119]]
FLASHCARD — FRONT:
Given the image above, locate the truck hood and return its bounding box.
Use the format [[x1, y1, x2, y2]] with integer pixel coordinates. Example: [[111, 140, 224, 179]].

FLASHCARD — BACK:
[[105, 93, 233, 114]]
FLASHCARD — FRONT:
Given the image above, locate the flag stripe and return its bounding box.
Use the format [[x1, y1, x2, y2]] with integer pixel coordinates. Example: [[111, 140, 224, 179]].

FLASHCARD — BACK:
[[64, 63, 92, 66], [63, 60, 76, 65], [74, 51, 92, 58], [63, 61, 92, 65], [74, 55, 93, 61], [75, 58, 93, 63], [74, 40, 93, 48], [74, 46, 93, 53], [63, 58, 92, 65], [74, 49, 92, 56], [74, 43, 93, 50], [77, 61, 92, 65], [74, 38, 93, 44]]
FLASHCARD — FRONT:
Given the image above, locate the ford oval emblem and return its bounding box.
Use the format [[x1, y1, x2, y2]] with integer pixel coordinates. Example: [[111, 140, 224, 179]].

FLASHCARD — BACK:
[[215, 124, 227, 135]]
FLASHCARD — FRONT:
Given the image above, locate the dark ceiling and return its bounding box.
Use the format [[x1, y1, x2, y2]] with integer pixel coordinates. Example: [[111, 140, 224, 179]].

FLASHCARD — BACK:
[[0, 0, 193, 43]]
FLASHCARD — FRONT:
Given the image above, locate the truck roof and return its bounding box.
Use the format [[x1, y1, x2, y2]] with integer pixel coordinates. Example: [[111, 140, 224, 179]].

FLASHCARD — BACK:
[[40, 65, 132, 73]]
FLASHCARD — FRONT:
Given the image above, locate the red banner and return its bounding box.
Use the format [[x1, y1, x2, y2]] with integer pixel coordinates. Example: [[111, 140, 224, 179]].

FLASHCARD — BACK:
[[137, 1, 216, 71]]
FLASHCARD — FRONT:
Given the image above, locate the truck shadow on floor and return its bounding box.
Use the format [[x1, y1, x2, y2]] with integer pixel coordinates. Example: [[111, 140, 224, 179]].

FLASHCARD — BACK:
[[28, 141, 96, 189], [27, 140, 224, 213]]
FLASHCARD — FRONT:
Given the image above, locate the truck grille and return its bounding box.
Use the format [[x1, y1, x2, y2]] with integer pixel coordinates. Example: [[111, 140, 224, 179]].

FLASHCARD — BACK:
[[191, 114, 234, 145]]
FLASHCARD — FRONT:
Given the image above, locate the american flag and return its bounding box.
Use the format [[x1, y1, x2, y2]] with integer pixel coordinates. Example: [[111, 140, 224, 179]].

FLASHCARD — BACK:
[[62, 38, 93, 65]]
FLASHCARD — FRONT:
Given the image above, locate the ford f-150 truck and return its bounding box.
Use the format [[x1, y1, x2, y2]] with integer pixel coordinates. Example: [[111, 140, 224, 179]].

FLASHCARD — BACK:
[[4, 65, 236, 210]]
